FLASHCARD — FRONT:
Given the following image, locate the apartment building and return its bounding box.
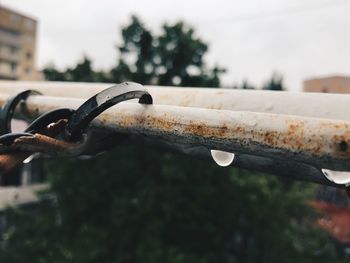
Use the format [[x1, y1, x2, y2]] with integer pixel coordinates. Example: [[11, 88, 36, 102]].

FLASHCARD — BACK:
[[304, 75, 350, 93], [0, 4, 41, 80]]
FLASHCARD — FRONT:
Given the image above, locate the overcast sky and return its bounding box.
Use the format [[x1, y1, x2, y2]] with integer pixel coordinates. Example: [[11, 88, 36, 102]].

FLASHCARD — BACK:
[[2, 0, 350, 90]]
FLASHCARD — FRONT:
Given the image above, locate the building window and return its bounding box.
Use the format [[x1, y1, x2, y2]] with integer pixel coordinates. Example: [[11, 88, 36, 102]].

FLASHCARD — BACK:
[[24, 35, 34, 43], [24, 19, 35, 30], [0, 28, 20, 37], [10, 62, 17, 73], [10, 13, 21, 25], [25, 67, 31, 75], [26, 51, 32, 60], [10, 46, 17, 54]]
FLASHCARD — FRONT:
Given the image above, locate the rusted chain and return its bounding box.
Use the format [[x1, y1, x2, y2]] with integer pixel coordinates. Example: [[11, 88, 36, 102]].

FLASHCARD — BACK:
[[0, 119, 74, 174], [1, 133, 88, 156], [0, 83, 153, 175]]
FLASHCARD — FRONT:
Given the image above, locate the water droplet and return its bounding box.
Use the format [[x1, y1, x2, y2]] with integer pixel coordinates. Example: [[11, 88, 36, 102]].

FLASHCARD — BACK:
[[22, 153, 40, 164], [23, 155, 34, 164], [322, 169, 350, 185], [210, 150, 235, 167]]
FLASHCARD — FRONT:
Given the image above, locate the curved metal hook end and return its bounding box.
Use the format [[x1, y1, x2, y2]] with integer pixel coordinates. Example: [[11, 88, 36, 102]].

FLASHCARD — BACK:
[[138, 93, 153, 105]]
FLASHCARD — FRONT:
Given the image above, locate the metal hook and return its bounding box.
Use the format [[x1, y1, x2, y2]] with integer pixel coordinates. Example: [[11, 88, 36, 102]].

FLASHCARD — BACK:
[[64, 82, 153, 141], [0, 90, 42, 135]]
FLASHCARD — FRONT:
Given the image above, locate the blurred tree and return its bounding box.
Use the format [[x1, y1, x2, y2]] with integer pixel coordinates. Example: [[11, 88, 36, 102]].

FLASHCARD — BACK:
[[0, 16, 341, 263], [110, 16, 155, 84], [43, 17, 224, 87], [65, 56, 96, 82], [0, 146, 338, 263], [263, 72, 285, 91], [233, 79, 255, 89], [232, 74, 285, 90], [110, 16, 225, 87], [42, 63, 66, 81], [43, 56, 109, 83]]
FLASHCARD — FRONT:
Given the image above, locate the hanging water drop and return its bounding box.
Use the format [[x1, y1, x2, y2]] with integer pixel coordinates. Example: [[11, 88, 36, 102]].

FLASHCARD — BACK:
[[321, 169, 350, 185], [23, 155, 34, 164], [22, 153, 40, 164], [210, 150, 235, 167]]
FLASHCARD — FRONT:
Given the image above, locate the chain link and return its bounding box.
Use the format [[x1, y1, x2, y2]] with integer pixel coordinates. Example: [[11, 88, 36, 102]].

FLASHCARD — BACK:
[[0, 82, 153, 175]]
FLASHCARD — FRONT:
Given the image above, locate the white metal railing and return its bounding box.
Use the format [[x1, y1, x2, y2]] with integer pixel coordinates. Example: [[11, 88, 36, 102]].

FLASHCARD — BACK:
[[0, 80, 350, 120], [0, 81, 349, 188]]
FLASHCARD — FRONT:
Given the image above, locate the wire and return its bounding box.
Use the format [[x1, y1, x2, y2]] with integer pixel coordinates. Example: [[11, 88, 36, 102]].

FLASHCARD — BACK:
[[212, 0, 350, 24]]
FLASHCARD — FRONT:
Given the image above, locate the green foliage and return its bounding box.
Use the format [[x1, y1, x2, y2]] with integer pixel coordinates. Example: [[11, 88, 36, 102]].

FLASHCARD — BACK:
[[42, 65, 66, 81], [233, 80, 255, 90], [233, 73, 285, 90], [263, 72, 285, 91], [110, 16, 224, 87], [43, 56, 109, 83], [0, 145, 339, 262]]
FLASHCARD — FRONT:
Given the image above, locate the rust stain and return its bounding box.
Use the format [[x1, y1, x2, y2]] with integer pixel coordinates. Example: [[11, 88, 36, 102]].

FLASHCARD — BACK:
[[333, 130, 350, 157], [319, 122, 350, 130], [117, 115, 175, 131], [183, 123, 229, 137], [11, 134, 83, 154], [98, 111, 350, 159], [156, 94, 174, 103], [263, 131, 278, 145], [148, 117, 182, 132]]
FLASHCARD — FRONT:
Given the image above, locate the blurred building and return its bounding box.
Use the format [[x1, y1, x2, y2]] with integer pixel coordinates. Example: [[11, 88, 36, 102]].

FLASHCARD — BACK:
[[0, 4, 42, 80], [311, 199, 350, 257], [304, 75, 350, 93]]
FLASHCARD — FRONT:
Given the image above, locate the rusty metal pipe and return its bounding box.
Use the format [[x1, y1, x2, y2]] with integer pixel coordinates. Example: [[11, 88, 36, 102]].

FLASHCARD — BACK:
[[0, 92, 349, 174]]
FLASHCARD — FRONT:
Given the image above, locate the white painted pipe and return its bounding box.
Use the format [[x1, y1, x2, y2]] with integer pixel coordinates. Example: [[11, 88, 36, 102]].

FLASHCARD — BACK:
[[0, 92, 349, 172], [0, 80, 350, 120]]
